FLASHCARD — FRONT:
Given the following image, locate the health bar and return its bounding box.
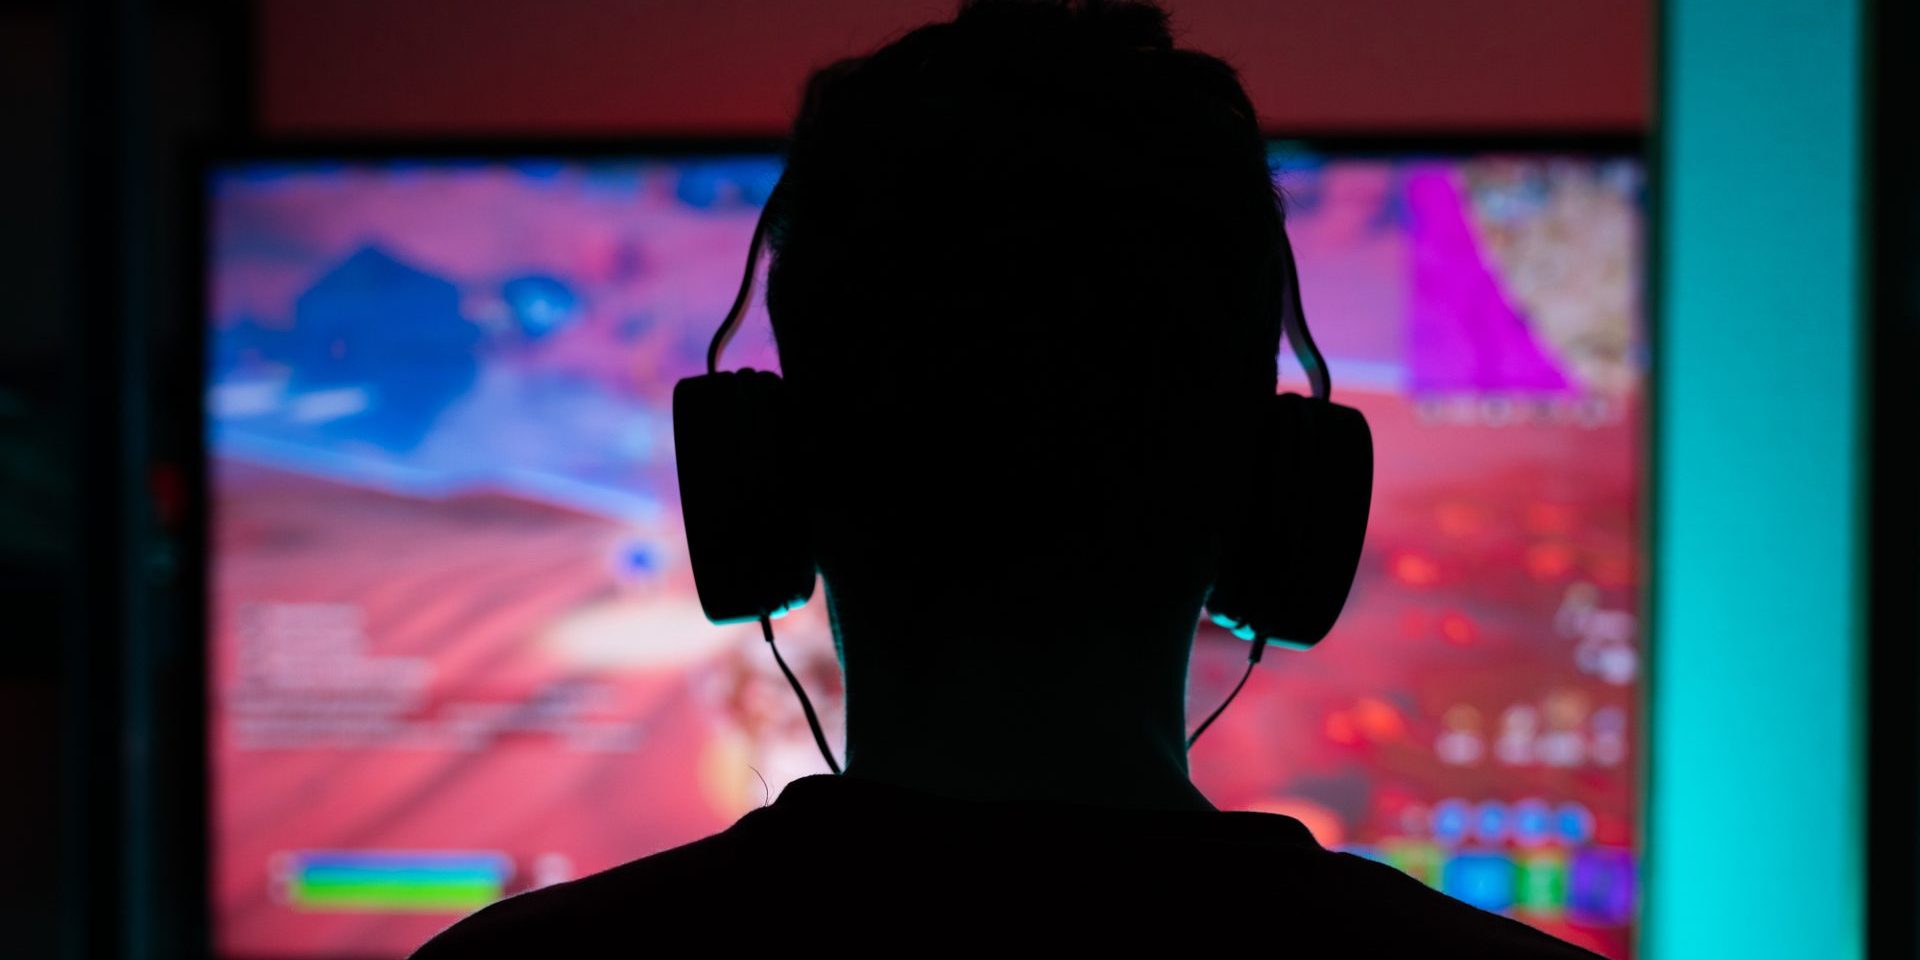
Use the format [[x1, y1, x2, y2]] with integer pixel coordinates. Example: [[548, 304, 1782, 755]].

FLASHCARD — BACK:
[[285, 851, 512, 913]]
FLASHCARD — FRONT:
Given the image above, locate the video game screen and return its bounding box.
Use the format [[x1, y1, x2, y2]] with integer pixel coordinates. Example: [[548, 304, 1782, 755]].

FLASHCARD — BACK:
[[206, 145, 1645, 957]]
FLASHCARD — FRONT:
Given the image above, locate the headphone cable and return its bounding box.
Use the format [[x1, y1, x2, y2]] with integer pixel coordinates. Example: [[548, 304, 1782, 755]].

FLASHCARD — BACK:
[[1186, 639, 1267, 751], [759, 614, 843, 775]]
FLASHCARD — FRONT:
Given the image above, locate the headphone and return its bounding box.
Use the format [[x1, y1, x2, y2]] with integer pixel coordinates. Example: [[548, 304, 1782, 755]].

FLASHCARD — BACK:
[[673, 177, 1373, 768]]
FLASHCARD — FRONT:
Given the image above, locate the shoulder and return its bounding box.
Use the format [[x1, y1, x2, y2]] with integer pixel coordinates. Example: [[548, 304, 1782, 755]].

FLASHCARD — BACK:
[[410, 819, 771, 958]]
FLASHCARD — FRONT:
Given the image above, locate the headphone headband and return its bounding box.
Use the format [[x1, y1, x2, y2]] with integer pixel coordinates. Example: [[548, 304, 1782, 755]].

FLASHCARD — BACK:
[[705, 182, 784, 375], [706, 176, 1338, 404], [1277, 229, 1331, 401]]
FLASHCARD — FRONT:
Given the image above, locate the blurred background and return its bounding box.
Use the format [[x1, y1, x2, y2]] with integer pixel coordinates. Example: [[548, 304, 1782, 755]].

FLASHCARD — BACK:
[[0, 1, 1909, 958]]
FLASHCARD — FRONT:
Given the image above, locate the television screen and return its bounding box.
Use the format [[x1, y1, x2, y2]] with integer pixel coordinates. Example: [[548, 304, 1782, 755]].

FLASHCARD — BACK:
[[206, 144, 1645, 957]]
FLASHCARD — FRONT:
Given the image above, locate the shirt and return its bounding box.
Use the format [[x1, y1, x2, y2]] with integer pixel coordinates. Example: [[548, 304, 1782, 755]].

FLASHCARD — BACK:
[[413, 773, 1607, 957]]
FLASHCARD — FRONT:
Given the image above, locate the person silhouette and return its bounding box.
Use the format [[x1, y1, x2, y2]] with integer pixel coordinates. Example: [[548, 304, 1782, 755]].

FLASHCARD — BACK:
[[414, 1, 1604, 954]]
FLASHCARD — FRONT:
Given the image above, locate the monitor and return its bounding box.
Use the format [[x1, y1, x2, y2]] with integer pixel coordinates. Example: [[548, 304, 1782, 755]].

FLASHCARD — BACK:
[[205, 141, 1645, 957]]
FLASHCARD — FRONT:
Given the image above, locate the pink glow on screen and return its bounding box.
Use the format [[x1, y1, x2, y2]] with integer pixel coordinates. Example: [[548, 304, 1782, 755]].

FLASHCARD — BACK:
[[207, 152, 1644, 957]]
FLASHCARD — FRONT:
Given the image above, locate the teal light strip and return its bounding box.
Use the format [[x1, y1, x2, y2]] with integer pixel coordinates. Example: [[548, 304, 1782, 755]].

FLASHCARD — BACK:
[[1654, 0, 1863, 957]]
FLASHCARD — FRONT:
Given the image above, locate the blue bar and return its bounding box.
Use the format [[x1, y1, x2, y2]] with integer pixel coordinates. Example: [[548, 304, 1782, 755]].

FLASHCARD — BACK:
[[292, 851, 511, 880]]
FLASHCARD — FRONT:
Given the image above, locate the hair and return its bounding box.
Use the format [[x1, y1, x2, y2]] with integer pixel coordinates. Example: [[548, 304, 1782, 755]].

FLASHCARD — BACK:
[[764, 0, 1286, 613]]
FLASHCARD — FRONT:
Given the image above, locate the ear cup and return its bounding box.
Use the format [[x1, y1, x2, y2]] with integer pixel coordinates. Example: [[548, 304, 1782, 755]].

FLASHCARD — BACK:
[[1206, 392, 1374, 649], [673, 370, 816, 624]]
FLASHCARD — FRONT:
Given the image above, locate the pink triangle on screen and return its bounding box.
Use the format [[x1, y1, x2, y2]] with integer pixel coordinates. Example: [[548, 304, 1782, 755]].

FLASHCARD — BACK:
[[1404, 166, 1571, 394]]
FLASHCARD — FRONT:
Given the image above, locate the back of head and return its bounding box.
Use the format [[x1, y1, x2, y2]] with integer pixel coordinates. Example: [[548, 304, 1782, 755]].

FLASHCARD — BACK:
[[766, 0, 1283, 642]]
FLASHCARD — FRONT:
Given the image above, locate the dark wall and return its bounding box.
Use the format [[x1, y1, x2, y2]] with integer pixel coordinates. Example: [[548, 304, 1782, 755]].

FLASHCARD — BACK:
[[1, 2, 240, 956], [257, 0, 1651, 135], [0, 11, 77, 959], [1867, 0, 1918, 952]]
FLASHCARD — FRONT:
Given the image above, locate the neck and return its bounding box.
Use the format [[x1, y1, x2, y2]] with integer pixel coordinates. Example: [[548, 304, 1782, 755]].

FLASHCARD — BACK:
[[832, 608, 1215, 813]]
